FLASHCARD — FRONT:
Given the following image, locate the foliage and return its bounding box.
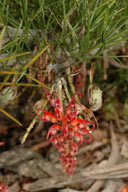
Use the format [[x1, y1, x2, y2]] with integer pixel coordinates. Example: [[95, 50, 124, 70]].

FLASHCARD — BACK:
[[0, 0, 128, 59]]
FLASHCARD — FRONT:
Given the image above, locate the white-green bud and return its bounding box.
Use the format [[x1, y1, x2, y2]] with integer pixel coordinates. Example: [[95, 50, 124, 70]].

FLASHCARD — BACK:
[[87, 84, 102, 111], [0, 86, 17, 107]]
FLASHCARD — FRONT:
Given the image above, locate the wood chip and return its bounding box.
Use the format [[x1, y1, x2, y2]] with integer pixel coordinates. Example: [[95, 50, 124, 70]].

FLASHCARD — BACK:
[[0, 148, 61, 178]]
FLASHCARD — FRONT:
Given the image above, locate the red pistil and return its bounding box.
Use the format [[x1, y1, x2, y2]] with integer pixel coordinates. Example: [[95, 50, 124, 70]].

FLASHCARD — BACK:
[[36, 108, 57, 123]]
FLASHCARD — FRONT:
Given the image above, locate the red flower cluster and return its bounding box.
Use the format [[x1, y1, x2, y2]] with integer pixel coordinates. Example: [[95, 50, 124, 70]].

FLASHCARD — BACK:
[[36, 87, 95, 173], [0, 184, 8, 192], [75, 72, 85, 93]]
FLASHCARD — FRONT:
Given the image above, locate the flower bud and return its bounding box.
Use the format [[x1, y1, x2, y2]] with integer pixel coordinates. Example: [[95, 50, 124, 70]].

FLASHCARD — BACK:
[[87, 83, 102, 111], [0, 86, 17, 107]]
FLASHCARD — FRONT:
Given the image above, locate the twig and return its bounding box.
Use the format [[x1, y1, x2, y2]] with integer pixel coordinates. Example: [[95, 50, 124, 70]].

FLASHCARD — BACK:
[[65, 62, 80, 103], [57, 79, 63, 106], [21, 98, 48, 144], [109, 58, 128, 69], [23, 162, 128, 191], [103, 51, 109, 80], [86, 121, 120, 192], [61, 77, 71, 102], [76, 140, 108, 156]]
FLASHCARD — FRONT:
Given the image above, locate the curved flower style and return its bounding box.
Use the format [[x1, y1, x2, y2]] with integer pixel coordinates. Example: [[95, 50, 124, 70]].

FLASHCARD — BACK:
[[36, 87, 95, 174]]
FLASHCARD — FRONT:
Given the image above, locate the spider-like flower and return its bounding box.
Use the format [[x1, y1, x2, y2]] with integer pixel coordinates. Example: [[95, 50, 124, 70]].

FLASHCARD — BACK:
[[0, 184, 8, 192], [36, 87, 95, 173]]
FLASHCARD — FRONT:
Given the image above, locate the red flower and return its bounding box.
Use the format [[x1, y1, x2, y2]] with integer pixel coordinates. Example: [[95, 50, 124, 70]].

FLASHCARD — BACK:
[[120, 185, 128, 192], [0, 184, 8, 192], [36, 86, 95, 173], [0, 142, 5, 146]]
